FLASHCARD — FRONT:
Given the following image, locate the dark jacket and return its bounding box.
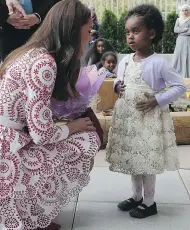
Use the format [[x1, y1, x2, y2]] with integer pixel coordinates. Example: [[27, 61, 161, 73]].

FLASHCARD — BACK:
[[90, 21, 99, 42], [0, 0, 60, 59]]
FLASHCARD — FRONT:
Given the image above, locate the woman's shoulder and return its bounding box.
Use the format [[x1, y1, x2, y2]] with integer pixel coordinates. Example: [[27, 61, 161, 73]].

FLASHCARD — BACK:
[[21, 48, 57, 72], [26, 48, 55, 63]]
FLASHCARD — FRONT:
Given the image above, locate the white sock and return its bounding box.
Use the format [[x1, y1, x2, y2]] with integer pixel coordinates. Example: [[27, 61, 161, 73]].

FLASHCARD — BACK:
[[143, 174, 156, 207], [131, 175, 143, 202]]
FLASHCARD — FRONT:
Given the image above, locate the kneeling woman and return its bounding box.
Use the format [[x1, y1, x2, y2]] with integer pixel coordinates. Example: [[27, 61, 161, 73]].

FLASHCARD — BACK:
[[0, 1, 108, 229]]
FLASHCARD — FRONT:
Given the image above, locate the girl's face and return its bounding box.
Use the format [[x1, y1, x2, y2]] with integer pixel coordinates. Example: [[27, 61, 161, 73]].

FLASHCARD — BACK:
[[97, 41, 104, 54], [125, 16, 155, 52], [103, 55, 117, 72]]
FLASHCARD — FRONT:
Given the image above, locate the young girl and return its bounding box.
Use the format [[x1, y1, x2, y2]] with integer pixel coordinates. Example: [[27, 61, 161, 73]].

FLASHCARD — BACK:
[[85, 38, 114, 67], [99, 51, 117, 78], [106, 4, 186, 219]]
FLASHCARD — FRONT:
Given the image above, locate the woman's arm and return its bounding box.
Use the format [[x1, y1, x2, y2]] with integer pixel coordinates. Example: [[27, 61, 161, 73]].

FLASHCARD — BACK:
[[174, 19, 188, 34], [180, 29, 190, 36], [25, 53, 70, 145]]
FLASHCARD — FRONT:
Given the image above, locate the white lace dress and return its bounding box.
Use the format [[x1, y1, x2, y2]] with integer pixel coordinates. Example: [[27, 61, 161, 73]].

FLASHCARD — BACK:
[[106, 55, 179, 175]]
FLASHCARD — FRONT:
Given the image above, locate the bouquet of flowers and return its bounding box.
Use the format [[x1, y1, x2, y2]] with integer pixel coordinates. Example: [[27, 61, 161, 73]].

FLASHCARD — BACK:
[[51, 65, 110, 121]]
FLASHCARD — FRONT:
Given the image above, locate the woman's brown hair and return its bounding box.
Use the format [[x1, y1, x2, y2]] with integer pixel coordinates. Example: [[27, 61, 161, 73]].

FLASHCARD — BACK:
[[0, 0, 91, 101]]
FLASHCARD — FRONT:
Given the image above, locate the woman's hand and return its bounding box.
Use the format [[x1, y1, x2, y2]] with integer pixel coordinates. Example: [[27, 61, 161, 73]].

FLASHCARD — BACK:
[[7, 13, 30, 29], [7, 14, 40, 29], [136, 92, 158, 112], [67, 118, 96, 135]]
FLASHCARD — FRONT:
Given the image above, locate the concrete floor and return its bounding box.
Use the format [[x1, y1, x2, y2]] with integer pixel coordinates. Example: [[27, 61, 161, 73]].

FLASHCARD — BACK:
[[54, 145, 190, 230]]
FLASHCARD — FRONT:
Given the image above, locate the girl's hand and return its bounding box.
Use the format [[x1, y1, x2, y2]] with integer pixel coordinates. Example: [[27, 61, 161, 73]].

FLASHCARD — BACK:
[[136, 92, 158, 112], [115, 81, 126, 96], [67, 118, 96, 135]]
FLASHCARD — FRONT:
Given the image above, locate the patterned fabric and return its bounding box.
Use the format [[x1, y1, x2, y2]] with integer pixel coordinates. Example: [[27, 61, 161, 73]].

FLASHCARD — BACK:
[[0, 48, 100, 230], [106, 54, 179, 175]]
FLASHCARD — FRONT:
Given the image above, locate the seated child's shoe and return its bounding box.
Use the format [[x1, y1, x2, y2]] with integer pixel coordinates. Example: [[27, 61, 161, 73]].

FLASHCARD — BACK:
[[117, 198, 143, 211], [129, 202, 157, 219]]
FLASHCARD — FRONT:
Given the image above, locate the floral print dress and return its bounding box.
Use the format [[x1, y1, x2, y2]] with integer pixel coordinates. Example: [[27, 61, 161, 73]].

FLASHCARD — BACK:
[[0, 48, 100, 230]]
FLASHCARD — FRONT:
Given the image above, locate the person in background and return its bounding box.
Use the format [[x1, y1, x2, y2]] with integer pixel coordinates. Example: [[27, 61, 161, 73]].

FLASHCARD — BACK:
[[85, 38, 115, 67], [0, 0, 60, 60], [89, 5, 99, 45], [0, 1, 103, 229], [172, 4, 190, 78], [98, 51, 117, 77]]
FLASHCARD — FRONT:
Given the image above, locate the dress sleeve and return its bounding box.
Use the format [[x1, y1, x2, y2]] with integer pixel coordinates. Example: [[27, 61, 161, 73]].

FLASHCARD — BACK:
[[25, 54, 69, 145], [0, 2, 9, 28], [154, 60, 187, 108], [174, 19, 188, 34]]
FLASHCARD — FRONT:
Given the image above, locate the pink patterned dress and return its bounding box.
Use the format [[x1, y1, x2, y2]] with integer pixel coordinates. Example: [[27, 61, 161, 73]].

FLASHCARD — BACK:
[[0, 48, 102, 230]]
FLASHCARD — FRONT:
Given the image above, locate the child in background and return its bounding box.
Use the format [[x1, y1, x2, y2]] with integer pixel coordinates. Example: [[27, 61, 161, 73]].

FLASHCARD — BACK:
[[98, 51, 117, 78], [85, 38, 114, 67], [106, 4, 186, 218]]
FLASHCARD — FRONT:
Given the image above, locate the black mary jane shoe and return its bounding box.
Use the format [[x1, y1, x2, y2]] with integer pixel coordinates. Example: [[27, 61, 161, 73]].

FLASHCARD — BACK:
[[129, 202, 157, 219], [117, 198, 143, 211]]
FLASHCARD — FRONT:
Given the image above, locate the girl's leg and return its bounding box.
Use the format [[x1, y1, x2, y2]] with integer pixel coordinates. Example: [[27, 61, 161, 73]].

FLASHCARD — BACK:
[[117, 175, 143, 211], [142, 174, 156, 207], [129, 174, 157, 218], [131, 175, 143, 201]]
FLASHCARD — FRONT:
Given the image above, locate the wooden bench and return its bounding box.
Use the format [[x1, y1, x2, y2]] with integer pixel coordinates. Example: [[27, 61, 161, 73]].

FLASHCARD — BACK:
[[96, 78, 190, 145]]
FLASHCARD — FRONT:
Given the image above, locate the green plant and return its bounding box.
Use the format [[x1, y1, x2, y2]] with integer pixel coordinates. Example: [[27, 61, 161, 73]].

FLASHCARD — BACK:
[[163, 11, 178, 53], [153, 40, 163, 53], [100, 10, 132, 53], [116, 11, 132, 53], [100, 9, 118, 48], [100, 10, 178, 54]]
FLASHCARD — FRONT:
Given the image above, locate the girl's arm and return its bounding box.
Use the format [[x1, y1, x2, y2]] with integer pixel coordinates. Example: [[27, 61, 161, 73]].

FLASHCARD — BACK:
[[113, 55, 130, 91], [154, 60, 187, 108]]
